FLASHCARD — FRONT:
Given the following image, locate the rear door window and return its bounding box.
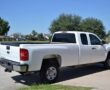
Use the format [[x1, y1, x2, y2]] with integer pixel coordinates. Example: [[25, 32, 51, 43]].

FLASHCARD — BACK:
[[80, 34, 88, 45]]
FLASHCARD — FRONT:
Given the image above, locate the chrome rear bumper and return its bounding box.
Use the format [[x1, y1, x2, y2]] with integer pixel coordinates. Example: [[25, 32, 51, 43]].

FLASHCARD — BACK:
[[0, 58, 28, 72]]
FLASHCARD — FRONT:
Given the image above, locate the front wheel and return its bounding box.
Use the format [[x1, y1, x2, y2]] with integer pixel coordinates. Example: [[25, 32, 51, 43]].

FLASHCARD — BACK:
[[40, 61, 59, 83], [104, 56, 110, 69], [19, 72, 31, 76], [19, 72, 26, 75]]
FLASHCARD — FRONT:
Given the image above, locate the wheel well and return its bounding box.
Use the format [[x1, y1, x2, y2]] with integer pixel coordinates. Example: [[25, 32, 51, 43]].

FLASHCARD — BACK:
[[107, 51, 110, 59], [41, 55, 62, 69]]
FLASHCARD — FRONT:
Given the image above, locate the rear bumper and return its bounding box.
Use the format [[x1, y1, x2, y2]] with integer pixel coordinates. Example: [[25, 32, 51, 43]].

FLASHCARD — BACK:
[[0, 58, 28, 72]]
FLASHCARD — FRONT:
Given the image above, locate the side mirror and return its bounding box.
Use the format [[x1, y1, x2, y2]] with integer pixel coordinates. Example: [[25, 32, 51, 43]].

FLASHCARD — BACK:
[[101, 40, 106, 44]]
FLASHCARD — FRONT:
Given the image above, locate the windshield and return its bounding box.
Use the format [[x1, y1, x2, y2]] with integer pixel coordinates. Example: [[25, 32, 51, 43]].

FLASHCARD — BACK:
[[52, 33, 76, 43]]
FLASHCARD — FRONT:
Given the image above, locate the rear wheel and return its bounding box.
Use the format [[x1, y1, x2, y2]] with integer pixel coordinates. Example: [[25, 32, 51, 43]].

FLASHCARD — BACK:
[[40, 61, 59, 83]]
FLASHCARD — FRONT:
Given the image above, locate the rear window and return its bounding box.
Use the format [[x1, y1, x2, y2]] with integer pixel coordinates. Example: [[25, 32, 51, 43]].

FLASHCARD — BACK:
[[52, 33, 76, 43]]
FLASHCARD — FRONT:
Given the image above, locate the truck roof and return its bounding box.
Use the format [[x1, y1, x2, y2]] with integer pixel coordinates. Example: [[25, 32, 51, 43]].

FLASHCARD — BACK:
[[54, 31, 93, 34]]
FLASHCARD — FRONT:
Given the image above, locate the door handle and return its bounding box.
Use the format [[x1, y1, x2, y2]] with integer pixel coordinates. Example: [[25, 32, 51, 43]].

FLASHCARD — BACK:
[[92, 47, 96, 50]]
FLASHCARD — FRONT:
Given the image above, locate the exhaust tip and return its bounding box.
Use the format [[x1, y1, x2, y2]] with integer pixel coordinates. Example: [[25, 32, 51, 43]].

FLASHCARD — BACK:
[[5, 69, 12, 72]]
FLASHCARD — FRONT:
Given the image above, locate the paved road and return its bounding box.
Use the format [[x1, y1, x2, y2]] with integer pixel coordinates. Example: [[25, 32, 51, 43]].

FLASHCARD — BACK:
[[56, 65, 110, 90], [0, 64, 110, 90], [0, 66, 25, 90]]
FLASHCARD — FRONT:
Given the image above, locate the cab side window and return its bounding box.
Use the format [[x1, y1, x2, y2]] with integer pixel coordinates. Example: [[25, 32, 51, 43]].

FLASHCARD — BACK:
[[80, 34, 88, 45], [89, 34, 101, 45]]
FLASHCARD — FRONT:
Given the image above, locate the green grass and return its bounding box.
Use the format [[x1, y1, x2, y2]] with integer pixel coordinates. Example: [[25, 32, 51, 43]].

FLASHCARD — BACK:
[[19, 84, 91, 90]]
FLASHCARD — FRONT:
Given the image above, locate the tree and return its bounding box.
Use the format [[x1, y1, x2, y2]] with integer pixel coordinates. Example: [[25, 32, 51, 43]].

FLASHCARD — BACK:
[[31, 30, 38, 40], [106, 30, 110, 37], [0, 17, 10, 36], [12, 33, 22, 40], [38, 33, 44, 40], [105, 30, 110, 42], [25, 34, 32, 40], [49, 14, 81, 33], [49, 14, 106, 39], [32, 30, 38, 37], [25, 30, 38, 40], [80, 18, 106, 39]]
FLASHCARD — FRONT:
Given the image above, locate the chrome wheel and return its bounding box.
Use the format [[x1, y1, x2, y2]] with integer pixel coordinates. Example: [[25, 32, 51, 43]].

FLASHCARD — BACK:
[[46, 67, 57, 81], [40, 61, 59, 83]]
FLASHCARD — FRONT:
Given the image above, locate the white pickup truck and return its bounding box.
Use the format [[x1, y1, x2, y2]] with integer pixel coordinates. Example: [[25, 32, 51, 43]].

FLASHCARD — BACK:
[[0, 31, 110, 83]]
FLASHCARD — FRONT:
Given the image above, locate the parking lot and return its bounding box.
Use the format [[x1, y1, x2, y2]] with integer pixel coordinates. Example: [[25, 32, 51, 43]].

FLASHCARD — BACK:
[[0, 64, 110, 90]]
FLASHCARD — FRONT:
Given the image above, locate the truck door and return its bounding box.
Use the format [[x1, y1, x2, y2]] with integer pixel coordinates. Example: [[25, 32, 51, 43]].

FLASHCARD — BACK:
[[79, 33, 106, 64], [79, 33, 92, 64], [88, 34, 107, 63]]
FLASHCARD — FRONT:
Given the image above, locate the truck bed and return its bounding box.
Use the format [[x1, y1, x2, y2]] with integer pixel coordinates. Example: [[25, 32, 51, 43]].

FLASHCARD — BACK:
[[0, 42, 49, 46]]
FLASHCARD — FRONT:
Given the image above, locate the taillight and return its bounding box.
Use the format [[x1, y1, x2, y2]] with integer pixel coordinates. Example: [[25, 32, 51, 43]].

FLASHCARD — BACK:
[[20, 49, 29, 61]]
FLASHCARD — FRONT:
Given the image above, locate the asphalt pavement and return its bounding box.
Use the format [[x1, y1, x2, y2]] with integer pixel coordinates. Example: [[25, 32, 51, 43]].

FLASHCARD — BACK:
[[0, 64, 110, 90]]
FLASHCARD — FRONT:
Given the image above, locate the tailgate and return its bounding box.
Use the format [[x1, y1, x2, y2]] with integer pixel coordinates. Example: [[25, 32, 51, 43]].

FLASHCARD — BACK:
[[0, 45, 20, 62]]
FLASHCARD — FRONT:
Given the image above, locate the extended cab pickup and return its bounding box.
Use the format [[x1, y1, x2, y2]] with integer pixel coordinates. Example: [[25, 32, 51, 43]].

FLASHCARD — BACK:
[[0, 31, 110, 83]]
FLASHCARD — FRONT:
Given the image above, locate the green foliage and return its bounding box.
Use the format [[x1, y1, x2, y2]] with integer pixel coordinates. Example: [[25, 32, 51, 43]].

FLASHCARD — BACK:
[[38, 33, 45, 40], [0, 17, 10, 35], [11, 30, 49, 41], [19, 84, 91, 90], [30, 30, 38, 40], [49, 14, 81, 33], [49, 14, 106, 39], [80, 18, 106, 39], [12, 33, 22, 39], [32, 30, 38, 37], [106, 30, 110, 37], [105, 30, 110, 43], [24, 31, 47, 41]]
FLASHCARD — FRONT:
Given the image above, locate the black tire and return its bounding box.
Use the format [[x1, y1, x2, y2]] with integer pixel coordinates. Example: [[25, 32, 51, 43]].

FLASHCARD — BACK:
[[104, 56, 110, 69], [19, 72, 30, 76], [40, 61, 59, 83], [19, 72, 26, 75]]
